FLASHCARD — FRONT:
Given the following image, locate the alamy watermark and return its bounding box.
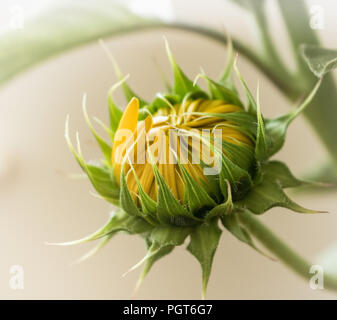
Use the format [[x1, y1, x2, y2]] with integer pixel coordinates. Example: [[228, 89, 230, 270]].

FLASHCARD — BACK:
[[309, 265, 324, 290], [309, 5, 325, 30], [9, 265, 24, 290], [114, 127, 224, 176]]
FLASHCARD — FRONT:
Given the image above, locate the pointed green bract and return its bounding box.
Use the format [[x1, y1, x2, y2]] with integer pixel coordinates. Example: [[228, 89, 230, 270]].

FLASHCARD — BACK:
[[221, 211, 268, 257], [234, 62, 257, 114], [263, 161, 308, 188], [218, 150, 253, 200], [187, 219, 222, 299], [152, 165, 196, 225], [49, 209, 152, 247], [177, 161, 216, 215], [82, 97, 112, 161], [135, 243, 174, 293], [85, 164, 120, 203], [219, 36, 237, 92], [150, 225, 191, 246], [264, 79, 322, 157], [65, 118, 119, 203], [221, 140, 255, 173], [76, 233, 115, 263], [196, 73, 243, 107], [206, 180, 233, 219], [128, 165, 158, 224], [100, 39, 148, 108], [120, 169, 142, 217], [134, 224, 191, 291], [165, 39, 200, 98], [107, 76, 129, 133], [255, 88, 268, 161], [237, 162, 324, 214]]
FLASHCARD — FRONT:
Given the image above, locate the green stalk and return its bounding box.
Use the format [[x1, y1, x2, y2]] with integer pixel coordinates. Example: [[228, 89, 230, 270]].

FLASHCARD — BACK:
[[277, 0, 320, 80], [277, 0, 337, 168], [238, 210, 337, 291], [247, 2, 294, 86]]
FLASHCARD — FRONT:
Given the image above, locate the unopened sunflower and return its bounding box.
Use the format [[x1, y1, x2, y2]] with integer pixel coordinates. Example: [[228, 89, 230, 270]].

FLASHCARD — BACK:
[[62, 40, 325, 298]]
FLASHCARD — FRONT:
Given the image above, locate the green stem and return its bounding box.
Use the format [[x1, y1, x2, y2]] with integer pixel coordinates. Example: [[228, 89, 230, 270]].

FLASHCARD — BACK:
[[238, 210, 337, 291], [277, 0, 337, 167], [277, 0, 320, 81], [248, 3, 294, 85]]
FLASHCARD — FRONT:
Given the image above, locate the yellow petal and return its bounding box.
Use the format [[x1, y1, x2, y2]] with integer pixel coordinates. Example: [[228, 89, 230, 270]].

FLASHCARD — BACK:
[[112, 97, 139, 183]]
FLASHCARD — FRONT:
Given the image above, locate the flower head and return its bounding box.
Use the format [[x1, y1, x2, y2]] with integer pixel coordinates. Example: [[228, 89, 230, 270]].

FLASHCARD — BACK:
[[64, 40, 322, 298]]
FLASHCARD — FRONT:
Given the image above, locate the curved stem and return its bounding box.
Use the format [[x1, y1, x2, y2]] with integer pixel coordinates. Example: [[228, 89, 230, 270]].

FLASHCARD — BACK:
[[238, 210, 337, 291]]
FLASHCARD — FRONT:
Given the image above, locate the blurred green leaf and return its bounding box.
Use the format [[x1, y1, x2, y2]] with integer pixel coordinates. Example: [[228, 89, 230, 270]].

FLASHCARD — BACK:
[[301, 44, 337, 78], [301, 160, 337, 187], [0, 1, 156, 86], [228, 0, 265, 11]]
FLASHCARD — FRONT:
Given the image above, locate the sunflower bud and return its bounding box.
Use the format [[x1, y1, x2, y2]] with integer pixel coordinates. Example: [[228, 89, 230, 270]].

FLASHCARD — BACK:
[[113, 95, 256, 224], [64, 40, 323, 298]]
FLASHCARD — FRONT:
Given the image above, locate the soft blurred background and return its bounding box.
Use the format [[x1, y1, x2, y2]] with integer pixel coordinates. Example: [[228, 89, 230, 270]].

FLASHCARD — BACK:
[[0, 0, 336, 299]]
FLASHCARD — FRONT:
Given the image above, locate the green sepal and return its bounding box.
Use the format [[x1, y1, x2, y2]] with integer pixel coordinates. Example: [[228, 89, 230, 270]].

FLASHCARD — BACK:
[[135, 242, 174, 293], [94, 117, 114, 141], [152, 164, 196, 225], [264, 79, 322, 158], [120, 169, 142, 217], [101, 41, 148, 108], [136, 181, 157, 217], [49, 209, 152, 246], [129, 165, 158, 223], [218, 36, 237, 92], [264, 114, 291, 158], [84, 163, 120, 203], [135, 225, 191, 291], [177, 161, 216, 216], [125, 224, 191, 278], [255, 92, 268, 161], [218, 150, 253, 200], [107, 77, 125, 133], [262, 161, 308, 188], [150, 225, 191, 247], [195, 73, 243, 107], [153, 57, 173, 92], [206, 180, 233, 219], [221, 139, 255, 173], [145, 136, 198, 226], [236, 161, 325, 214], [76, 233, 115, 263], [187, 219, 222, 299], [165, 38, 200, 98], [199, 173, 222, 203], [65, 119, 119, 203], [82, 100, 112, 162], [221, 210, 268, 257], [234, 63, 257, 114]]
